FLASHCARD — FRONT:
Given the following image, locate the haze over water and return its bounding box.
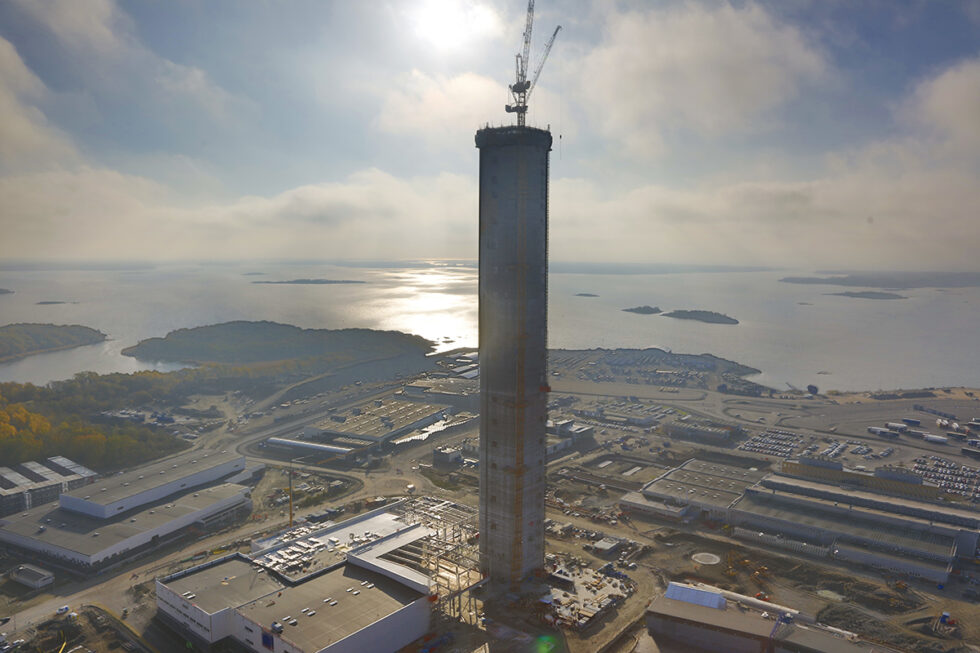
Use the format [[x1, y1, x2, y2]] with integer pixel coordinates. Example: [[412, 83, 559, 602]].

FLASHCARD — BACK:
[[0, 261, 977, 392]]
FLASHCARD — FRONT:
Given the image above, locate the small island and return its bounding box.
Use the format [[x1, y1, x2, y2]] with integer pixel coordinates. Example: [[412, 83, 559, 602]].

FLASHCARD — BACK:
[[828, 291, 906, 300], [36, 300, 74, 305], [780, 271, 980, 289], [252, 278, 365, 285], [663, 310, 738, 325], [122, 321, 432, 364], [576, 293, 599, 297], [242, 272, 266, 276], [622, 305, 661, 315], [0, 323, 107, 363], [0, 288, 13, 295]]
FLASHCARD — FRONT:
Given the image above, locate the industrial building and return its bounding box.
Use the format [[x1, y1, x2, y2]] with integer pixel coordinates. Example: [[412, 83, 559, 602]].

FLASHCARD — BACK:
[[620, 459, 767, 521], [9, 563, 54, 590], [0, 456, 96, 517], [306, 399, 452, 448], [0, 483, 251, 571], [664, 420, 741, 444], [157, 497, 481, 653], [620, 458, 978, 583], [647, 582, 881, 652], [476, 123, 552, 590], [58, 450, 244, 519], [263, 438, 358, 464], [0, 451, 252, 572]]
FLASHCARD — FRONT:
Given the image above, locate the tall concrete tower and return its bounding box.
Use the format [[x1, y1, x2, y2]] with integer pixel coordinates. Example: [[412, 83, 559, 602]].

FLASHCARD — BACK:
[[476, 125, 552, 590]]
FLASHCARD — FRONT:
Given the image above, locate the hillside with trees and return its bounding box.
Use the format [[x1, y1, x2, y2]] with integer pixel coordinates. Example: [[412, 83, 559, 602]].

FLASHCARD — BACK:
[[0, 323, 106, 363], [122, 321, 432, 364], [0, 386, 186, 469]]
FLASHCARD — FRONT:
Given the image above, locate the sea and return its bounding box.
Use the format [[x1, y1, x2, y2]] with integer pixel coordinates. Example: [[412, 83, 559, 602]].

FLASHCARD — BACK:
[[0, 261, 977, 392]]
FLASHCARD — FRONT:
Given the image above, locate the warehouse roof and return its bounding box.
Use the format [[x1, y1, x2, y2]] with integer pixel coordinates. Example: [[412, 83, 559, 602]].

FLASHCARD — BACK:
[[679, 459, 767, 482], [315, 399, 446, 442], [165, 557, 283, 614], [649, 591, 877, 652], [733, 492, 956, 560], [237, 564, 422, 652], [0, 483, 248, 558], [60, 450, 242, 506], [761, 474, 980, 529], [642, 477, 743, 509]]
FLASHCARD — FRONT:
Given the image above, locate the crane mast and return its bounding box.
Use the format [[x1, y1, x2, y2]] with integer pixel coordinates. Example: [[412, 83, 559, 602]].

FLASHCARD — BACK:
[[505, 1, 559, 127]]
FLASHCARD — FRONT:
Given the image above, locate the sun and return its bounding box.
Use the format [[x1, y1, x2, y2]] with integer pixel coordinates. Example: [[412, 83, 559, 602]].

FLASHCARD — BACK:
[[411, 0, 500, 51]]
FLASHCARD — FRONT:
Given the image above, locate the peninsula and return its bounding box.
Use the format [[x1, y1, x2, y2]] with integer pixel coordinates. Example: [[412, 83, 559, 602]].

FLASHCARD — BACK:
[[252, 278, 365, 285], [121, 320, 431, 364], [622, 305, 661, 315], [663, 310, 738, 325], [780, 271, 980, 289], [828, 291, 906, 300], [0, 323, 107, 363]]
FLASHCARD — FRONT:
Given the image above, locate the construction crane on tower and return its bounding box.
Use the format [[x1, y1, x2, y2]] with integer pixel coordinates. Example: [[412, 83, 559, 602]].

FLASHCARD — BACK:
[[505, 1, 561, 126]]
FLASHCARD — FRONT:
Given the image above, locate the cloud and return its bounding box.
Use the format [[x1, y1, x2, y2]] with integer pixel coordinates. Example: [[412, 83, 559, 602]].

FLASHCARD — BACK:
[[377, 70, 506, 142], [0, 37, 78, 173], [577, 2, 828, 156], [549, 164, 980, 270], [13, 0, 122, 55], [11, 0, 248, 129], [906, 55, 980, 155], [0, 167, 477, 261], [376, 68, 574, 153]]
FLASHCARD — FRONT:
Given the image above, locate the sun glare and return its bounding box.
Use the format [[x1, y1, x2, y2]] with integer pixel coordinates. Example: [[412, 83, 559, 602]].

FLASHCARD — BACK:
[[412, 0, 500, 51]]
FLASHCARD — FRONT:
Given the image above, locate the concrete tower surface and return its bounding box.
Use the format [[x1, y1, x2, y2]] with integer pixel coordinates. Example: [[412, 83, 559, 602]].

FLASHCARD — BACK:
[[476, 125, 552, 590]]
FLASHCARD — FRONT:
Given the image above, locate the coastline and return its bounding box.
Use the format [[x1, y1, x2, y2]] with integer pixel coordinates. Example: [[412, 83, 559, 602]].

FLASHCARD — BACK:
[[0, 339, 107, 365]]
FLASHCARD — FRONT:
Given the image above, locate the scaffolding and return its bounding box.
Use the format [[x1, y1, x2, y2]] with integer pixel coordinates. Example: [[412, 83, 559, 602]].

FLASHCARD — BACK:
[[392, 498, 484, 624]]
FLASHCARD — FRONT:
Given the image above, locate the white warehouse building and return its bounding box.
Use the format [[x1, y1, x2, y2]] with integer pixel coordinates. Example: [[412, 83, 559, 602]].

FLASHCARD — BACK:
[[58, 450, 245, 519], [157, 497, 481, 652], [0, 484, 251, 571], [0, 451, 252, 572]]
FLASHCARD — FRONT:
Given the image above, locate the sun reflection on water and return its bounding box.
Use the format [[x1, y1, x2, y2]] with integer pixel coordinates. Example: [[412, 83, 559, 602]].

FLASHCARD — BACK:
[[369, 267, 477, 351]]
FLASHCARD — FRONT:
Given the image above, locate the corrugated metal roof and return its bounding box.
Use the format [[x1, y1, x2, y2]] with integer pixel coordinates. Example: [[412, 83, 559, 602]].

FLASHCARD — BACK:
[[664, 582, 726, 609]]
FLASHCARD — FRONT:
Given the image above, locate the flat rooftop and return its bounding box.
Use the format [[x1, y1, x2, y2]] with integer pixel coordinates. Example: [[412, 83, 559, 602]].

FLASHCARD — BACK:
[[237, 564, 423, 652], [316, 399, 446, 442], [642, 478, 742, 509], [640, 459, 765, 509], [733, 492, 956, 560], [60, 450, 242, 507], [165, 557, 284, 614], [649, 591, 877, 652], [679, 459, 768, 483], [763, 473, 980, 528], [833, 542, 952, 575], [13, 564, 53, 582], [620, 492, 691, 517], [404, 378, 478, 396], [0, 483, 247, 558]]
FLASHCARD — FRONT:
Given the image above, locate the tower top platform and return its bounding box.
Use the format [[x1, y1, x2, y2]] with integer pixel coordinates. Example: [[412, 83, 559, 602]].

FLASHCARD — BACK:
[[475, 125, 552, 149]]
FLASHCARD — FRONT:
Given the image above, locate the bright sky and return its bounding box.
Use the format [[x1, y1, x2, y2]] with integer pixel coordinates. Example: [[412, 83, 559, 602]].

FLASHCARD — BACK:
[[1, 0, 978, 269]]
